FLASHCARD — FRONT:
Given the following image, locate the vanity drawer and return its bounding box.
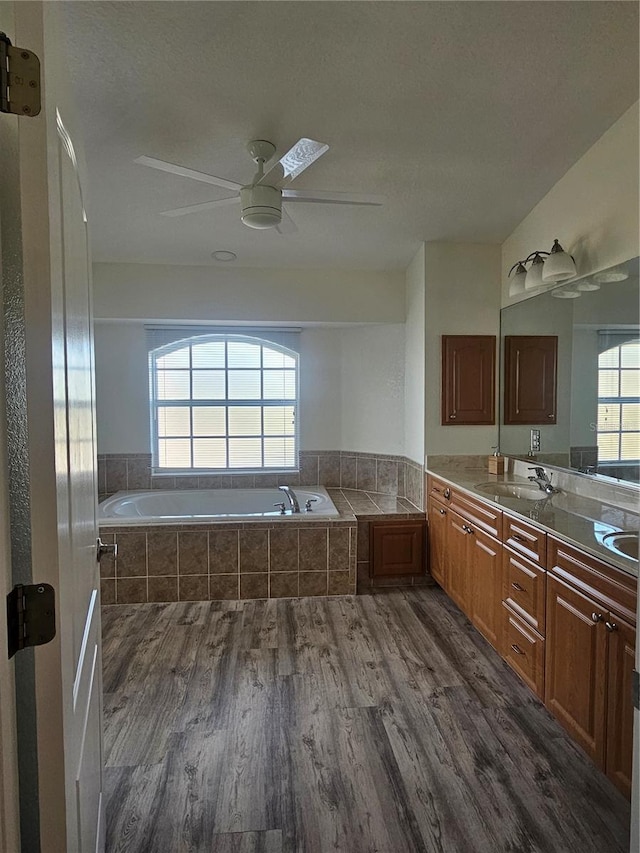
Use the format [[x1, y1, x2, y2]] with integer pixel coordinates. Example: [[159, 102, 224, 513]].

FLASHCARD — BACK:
[[502, 604, 545, 699], [547, 536, 636, 624], [427, 475, 452, 503], [504, 515, 547, 567], [449, 490, 502, 540], [503, 549, 546, 635]]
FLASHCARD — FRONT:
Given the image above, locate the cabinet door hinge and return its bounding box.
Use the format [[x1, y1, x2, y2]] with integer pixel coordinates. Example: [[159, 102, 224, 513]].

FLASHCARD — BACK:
[[7, 583, 56, 659], [634, 669, 640, 712], [0, 32, 41, 117]]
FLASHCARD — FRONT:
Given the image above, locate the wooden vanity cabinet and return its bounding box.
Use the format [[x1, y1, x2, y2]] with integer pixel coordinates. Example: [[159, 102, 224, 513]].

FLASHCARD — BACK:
[[545, 536, 637, 798], [441, 335, 496, 425], [427, 497, 448, 587], [370, 519, 425, 579]]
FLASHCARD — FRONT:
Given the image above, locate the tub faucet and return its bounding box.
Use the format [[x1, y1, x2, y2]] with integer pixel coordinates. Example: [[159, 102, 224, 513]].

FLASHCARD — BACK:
[[278, 485, 301, 513], [528, 466, 559, 495]]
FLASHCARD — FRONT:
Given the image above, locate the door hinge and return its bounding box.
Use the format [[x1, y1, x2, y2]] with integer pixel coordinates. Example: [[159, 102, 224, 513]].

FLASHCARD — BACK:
[[7, 583, 55, 659], [634, 669, 640, 712], [0, 32, 41, 117]]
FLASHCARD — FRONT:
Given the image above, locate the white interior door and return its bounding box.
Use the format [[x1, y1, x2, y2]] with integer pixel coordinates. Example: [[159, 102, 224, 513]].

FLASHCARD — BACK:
[[2, 3, 104, 850]]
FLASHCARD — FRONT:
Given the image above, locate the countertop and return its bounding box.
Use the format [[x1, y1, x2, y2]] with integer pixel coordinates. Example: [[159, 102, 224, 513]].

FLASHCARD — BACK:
[[427, 465, 639, 578]]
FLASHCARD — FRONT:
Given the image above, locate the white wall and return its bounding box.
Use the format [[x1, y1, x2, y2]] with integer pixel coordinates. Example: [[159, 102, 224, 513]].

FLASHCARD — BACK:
[[502, 101, 640, 307], [94, 321, 404, 456], [424, 242, 502, 459], [93, 263, 405, 324], [340, 325, 406, 456], [404, 245, 426, 465]]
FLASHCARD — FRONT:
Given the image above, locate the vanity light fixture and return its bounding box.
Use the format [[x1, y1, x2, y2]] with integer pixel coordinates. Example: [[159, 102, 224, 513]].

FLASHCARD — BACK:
[[508, 238, 577, 296], [541, 239, 577, 283], [551, 288, 580, 299]]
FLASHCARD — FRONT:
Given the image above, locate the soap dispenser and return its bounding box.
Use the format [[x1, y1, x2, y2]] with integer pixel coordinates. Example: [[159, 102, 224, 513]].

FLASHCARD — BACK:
[[488, 446, 505, 475]]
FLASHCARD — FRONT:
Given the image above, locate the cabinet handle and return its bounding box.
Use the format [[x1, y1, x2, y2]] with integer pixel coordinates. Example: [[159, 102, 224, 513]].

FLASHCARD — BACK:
[[511, 644, 524, 655], [547, 414, 554, 419], [433, 487, 442, 493], [449, 414, 457, 420], [443, 488, 451, 499], [605, 621, 618, 632], [511, 582, 524, 592], [591, 613, 604, 623], [439, 508, 446, 515], [511, 533, 526, 542]]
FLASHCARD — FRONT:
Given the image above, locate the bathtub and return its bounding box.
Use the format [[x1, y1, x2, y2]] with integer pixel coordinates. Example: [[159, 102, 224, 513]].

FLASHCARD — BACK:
[[98, 487, 340, 525]]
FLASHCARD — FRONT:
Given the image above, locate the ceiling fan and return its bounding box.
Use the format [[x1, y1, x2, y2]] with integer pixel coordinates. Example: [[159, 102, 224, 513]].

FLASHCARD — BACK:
[[135, 138, 384, 234]]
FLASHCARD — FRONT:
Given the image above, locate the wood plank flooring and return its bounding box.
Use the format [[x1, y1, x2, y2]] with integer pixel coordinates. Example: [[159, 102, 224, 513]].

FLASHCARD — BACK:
[[102, 588, 631, 853]]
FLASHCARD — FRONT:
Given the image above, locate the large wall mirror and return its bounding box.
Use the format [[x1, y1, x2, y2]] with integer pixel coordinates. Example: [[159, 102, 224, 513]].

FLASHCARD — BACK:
[[499, 257, 640, 486]]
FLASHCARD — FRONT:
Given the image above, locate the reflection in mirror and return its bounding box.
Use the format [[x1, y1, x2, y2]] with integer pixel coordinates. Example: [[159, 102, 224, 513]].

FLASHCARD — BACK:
[[499, 258, 640, 485]]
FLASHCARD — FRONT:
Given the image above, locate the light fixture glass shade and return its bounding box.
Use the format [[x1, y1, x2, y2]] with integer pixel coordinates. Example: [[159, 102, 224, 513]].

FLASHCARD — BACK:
[[542, 239, 576, 282], [524, 254, 545, 290], [508, 262, 527, 297], [593, 266, 629, 283], [576, 280, 600, 292]]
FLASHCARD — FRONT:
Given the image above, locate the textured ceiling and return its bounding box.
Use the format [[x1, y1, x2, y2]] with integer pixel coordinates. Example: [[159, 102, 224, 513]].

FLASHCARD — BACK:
[[61, 1, 639, 270]]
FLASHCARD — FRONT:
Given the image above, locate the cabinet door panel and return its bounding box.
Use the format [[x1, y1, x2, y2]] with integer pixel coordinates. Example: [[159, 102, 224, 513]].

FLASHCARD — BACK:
[[370, 522, 425, 578], [545, 576, 608, 766], [504, 335, 557, 424], [427, 500, 448, 587], [442, 335, 495, 425], [446, 511, 472, 613], [470, 527, 501, 651], [605, 615, 635, 798]]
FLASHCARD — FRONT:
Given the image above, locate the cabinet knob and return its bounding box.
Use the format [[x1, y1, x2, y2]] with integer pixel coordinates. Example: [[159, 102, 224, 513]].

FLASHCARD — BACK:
[[511, 644, 524, 655], [443, 488, 451, 499], [449, 414, 457, 420], [462, 524, 474, 535], [547, 414, 554, 419], [605, 621, 618, 632], [511, 582, 524, 592], [591, 612, 604, 623], [439, 508, 446, 515]]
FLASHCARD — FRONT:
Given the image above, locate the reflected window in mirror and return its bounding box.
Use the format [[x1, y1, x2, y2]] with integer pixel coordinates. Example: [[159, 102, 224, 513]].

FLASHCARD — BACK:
[[597, 336, 640, 472]]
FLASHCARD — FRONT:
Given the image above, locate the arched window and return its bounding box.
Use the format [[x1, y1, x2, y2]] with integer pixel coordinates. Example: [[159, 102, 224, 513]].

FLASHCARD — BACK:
[[597, 337, 640, 464], [150, 334, 297, 471]]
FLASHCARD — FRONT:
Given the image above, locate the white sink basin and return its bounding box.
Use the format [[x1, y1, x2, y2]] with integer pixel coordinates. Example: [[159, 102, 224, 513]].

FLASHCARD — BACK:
[[602, 532, 639, 562], [474, 482, 548, 500]]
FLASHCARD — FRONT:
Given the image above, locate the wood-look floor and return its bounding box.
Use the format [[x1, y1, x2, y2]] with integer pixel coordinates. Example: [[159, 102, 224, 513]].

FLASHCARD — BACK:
[[102, 588, 630, 853]]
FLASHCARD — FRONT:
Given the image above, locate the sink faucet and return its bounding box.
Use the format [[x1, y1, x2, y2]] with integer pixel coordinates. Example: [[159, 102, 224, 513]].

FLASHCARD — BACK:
[[528, 466, 559, 495], [278, 485, 301, 513]]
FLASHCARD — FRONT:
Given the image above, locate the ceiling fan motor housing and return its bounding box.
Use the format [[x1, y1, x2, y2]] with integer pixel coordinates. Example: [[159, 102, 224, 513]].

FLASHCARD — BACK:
[[240, 185, 282, 229]]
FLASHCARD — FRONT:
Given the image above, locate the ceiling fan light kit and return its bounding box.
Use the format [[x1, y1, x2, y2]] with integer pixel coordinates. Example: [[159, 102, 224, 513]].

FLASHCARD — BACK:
[[136, 137, 383, 234]]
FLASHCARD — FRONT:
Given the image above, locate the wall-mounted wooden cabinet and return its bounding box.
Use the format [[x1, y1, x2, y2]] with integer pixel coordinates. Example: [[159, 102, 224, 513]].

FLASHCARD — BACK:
[[441, 335, 496, 425], [504, 335, 558, 424]]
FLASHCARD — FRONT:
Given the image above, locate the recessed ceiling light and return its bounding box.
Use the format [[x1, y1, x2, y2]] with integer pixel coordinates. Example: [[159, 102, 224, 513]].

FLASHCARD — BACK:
[[593, 266, 629, 283], [212, 250, 237, 262], [551, 289, 581, 299]]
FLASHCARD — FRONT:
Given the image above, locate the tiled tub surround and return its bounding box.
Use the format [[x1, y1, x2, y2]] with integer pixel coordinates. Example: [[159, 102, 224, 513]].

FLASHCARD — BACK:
[[99, 520, 357, 605], [99, 488, 425, 604], [98, 451, 424, 508]]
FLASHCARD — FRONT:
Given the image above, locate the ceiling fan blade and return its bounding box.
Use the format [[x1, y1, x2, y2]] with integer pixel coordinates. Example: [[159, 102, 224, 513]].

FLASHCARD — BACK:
[[276, 206, 298, 235], [160, 196, 240, 217], [258, 138, 329, 187], [282, 188, 385, 206], [135, 156, 243, 192]]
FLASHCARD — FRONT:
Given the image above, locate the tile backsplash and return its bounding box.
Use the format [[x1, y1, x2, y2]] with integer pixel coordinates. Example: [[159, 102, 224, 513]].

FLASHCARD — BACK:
[[98, 450, 424, 509]]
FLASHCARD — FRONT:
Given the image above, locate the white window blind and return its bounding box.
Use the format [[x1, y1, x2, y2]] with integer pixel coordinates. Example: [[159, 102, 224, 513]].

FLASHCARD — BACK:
[[148, 328, 300, 472], [597, 334, 640, 464]]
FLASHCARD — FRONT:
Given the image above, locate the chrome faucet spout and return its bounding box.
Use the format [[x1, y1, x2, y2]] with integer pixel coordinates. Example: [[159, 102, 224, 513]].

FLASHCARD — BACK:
[[278, 485, 301, 513], [527, 467, 559, 495]]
